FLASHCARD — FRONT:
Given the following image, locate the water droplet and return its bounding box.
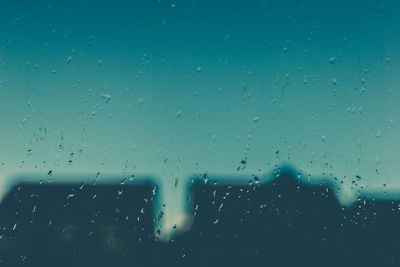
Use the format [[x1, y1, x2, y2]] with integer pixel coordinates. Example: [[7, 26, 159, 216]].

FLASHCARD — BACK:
[[218, 203, 224, 212], [101, 94, 112, 103], [203, 173, 209, 184], [90, 111, 96, 119], [157, 211, 164, 221]]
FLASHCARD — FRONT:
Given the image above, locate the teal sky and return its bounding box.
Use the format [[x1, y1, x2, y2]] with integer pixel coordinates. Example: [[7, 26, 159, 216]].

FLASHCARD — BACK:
[[1, 0, 400, 238]]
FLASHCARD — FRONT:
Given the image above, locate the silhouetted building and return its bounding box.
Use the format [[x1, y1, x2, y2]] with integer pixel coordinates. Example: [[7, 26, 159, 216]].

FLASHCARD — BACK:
[[1, 174, 399, 266]]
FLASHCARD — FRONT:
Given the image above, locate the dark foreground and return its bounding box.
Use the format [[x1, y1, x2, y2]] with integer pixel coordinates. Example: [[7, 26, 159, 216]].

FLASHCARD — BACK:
[[0, 174, 399, 266]]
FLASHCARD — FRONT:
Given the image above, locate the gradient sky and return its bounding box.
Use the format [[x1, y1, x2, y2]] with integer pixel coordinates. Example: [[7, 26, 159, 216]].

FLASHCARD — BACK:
[[1, 0, 400, 237]]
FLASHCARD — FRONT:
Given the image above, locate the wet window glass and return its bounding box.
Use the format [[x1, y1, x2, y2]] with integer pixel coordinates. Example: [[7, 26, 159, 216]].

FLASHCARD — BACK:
[[0, 0, 400, 266]]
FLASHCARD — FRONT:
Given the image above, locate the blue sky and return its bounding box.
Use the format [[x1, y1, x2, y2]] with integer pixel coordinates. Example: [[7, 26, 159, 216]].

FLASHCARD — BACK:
[[1, 0, 400, 238]]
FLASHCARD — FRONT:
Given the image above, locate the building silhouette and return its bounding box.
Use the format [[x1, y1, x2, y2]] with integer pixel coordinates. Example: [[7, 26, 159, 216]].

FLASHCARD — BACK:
[[0, 173, 399, 266]]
